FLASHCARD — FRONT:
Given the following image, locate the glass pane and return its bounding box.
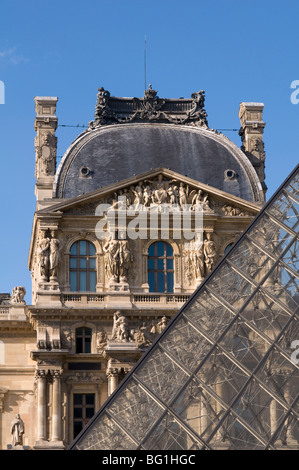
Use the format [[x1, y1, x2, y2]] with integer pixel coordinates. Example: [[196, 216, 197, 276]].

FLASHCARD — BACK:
[[148, 272, 155, 292], [70, 271, 77, 291], [74, 394, 83, 405], [166, 243, 173, 257], [70, 242, 78, 255], [142, 412, 201, 450], [80, 240, 87, 255], [79, 272, 87, 291], [148, 244, 155, 256], [88, 242, 96, 256], [148, 258, 155, 270], [89, 257, 96, 269], [157, 273, 165, 292], [80, 258, 87, 268], [89, 271, 97, 292], [84, 337, 91, 353], [74, 408, 83, 418], [267, 191, 299, 230], [156, 242, 164, 257], [86, 394, 95, 405], [76, 338, 83, 353], [74, 413, 137, 450], [86, 408, 95, 418], [135, 347, 189, 405], [167, 272, 173, 292], [157, 259, 164, 270], [247, 214, 294, 256], [207, 262, 253, 310], [107, 378, 165, 442], [70, 258, 77, 268]]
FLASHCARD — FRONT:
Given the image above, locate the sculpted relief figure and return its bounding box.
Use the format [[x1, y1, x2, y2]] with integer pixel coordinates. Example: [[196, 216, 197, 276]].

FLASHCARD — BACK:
[[11, 414, 24, 447], [111, 310, 134, 342], [10, 286, 26, 304], [37, 235, 51, 281], [204, 232, 217, 274], [50, 236, 60, 280], [103, 238, 133, 283], [37, 232, 61, 282]]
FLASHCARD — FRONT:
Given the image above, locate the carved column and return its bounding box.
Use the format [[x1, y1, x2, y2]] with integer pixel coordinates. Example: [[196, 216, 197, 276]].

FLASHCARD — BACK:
[[107, 369, 119, 396], [50, 369, 62, 442], [35, 370, 47, 443]]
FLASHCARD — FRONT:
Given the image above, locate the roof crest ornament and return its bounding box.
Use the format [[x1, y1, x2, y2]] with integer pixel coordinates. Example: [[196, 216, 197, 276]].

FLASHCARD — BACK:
[[88, 86, 209, 129]]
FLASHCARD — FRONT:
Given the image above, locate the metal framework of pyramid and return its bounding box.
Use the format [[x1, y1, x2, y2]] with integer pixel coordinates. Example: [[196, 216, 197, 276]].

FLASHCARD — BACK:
[[69, 165, 299, 450]]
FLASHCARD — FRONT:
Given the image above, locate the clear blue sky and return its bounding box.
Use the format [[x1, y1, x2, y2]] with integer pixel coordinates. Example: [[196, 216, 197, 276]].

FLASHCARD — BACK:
[[0, 0, 298, 302]]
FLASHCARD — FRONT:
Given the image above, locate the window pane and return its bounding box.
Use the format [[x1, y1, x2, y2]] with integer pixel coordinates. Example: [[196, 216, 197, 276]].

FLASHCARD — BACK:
[[148, 258, 155, 270], [166, 243, 173, 256], [84, 338, 91, 354], [76, 337, 83, 353], [157, 259, 164, 270], [89, 271, 97, 292], [88, 242, 96, 256], [79, 240, 87, 255], [74, 408, 83, 418], [86, 394, 95, 405], [148, 244, 155, 256], [70, 271, 77, 291], [86, 407, 95, 418], [70, 242, 77, 255], [167, 258, 173, 270], [157, 242, 164, 257], [148, 272, 155, 292], [79, 272, 87, 291], [167, 273, 174, 292], [89, 258, 96, 269], [74, 394, 83, 405], [79, 258, 87, 268], [157, 273, 165, 292]]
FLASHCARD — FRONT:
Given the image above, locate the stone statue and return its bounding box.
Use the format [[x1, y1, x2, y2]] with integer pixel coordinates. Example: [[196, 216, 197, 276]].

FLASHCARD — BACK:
[[204, 233, 217, 274], [103, 238, 120, 281], [111, 310, 134, 342], [11, 414, 24, 447], [118, 239, 133, 281], [37, 235, 51, 280], [49, 237, 60, 280], [10, 286, 26, 304], [194, 244, 205, 280], [103, 238, 133, 283]]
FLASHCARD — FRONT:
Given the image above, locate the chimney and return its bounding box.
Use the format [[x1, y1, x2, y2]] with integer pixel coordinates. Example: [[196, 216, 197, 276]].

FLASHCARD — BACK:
[[34, 97, 58, 207], [239, 102, 267, 198]]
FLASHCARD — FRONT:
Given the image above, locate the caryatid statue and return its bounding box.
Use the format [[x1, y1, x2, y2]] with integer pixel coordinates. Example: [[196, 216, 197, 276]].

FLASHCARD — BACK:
[[37, 234, 51, 280], [204, 232, 217, 274]]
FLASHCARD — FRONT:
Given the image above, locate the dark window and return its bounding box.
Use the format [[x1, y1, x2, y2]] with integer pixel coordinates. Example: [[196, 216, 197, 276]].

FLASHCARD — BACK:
[[148, 242, 174, 293], [70, 241, 96, 292], [73, 393, 95, 438], [76, 327, 92, 353]]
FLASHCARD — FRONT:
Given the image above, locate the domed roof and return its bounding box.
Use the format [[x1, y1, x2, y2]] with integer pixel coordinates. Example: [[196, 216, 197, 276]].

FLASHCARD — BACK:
[[54, 123, 263, 202]]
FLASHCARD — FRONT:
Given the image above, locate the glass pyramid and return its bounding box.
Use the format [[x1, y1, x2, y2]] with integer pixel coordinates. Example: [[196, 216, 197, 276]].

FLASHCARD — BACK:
[[69, 165, 299, 450]]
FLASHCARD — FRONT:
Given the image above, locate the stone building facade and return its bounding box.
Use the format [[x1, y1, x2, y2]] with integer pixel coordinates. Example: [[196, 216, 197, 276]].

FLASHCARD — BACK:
[[0, 86, 266, 449]]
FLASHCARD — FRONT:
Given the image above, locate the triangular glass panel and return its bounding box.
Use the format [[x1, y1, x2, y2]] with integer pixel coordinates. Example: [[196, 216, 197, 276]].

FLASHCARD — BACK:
[[69, 165, 299, 450]]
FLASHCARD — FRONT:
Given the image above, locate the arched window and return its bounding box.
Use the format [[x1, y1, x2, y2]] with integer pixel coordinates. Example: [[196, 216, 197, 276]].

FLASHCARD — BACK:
[[76, 327, 92, 353], [70, 241, 96, 292], [148, 241, 174, 293]]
